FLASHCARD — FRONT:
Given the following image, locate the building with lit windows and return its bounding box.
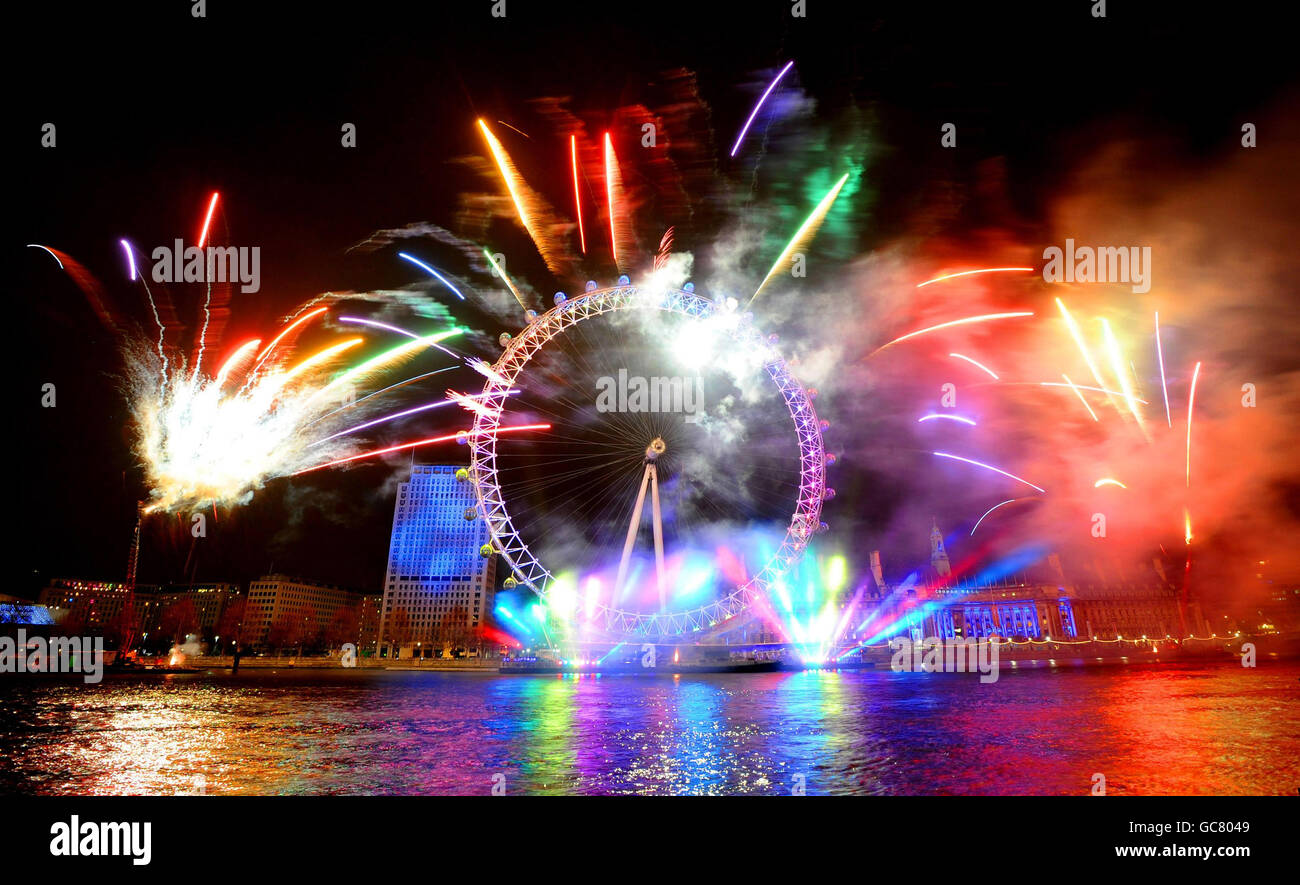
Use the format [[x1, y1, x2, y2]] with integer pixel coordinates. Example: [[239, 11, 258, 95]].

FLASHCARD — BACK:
[[380, 464, 497, 658], [357, 594, 382, 656], [857, 523, 1204, 644], [245, 575, 361, 650], [138, 583, 243, 642], [38, 579, 147, 633]]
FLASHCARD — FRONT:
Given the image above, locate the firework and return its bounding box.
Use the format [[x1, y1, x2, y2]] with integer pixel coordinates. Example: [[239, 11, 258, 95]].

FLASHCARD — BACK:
[[26, 244, 63, 269], [1060, 374, 1099, 421], [131, 301, 464, 514], [970, 498, 1021, 535], [294, 423, 552, 475], [604, 132, 623, 269], [932, 451, 1046, 493], [571, 134, 586, 255], [730, 60, 794, 157], [196, 192, 220, 249], [1099, 318, 1148, 437], [253, 306, 328, 367], [876, 311, 1033, 351], [397, 252, 466, 300], [916, 267, 1034, 288], [477, 119, 564, 274], [482, 248, 528, 310], [120, 239, 137, 280], [948, 352, 999, 379], [1155, 310, 1172, 427], [750, 171, 850, 303], [918, 413, 976, 426], [1054, 298, 1115, 412], [1186, 360, 1202, 488], [1037, 381, 1147, 404]]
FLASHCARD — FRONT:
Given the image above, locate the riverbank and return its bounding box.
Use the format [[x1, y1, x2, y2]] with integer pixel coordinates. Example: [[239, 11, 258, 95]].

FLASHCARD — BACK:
[[182, 655, 498, 671]]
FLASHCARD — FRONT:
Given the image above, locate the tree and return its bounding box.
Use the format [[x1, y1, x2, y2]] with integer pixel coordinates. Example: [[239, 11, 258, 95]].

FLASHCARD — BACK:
[[384, 607, 413, 658], [104, 596, 139, 652], [159, 598, 200, 645], [443, 606, 470, 656], [216, 596, 248, 654], [266, 614, 296, 654], [324, 603, 360, 650]]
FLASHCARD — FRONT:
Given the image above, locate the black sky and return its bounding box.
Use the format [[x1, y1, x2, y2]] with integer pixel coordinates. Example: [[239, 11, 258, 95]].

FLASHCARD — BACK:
[[14, 1, 1295, 596]]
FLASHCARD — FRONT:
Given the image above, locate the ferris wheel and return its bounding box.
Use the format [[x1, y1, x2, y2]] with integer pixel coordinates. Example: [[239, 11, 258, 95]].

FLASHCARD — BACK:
[[466, 281, 829, 639]]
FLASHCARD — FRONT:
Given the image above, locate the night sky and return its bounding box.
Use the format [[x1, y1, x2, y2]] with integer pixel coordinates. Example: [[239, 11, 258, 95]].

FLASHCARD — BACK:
[[15, 1, 1296, 598]]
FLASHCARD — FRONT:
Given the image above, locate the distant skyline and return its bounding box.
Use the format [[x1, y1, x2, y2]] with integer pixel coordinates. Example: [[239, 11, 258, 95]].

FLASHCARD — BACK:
[[17, 2, 1298, 619]]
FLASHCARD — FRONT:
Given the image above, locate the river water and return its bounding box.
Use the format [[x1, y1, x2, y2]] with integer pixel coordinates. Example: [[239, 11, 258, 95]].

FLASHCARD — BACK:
[[1, 660, 1295, 795]]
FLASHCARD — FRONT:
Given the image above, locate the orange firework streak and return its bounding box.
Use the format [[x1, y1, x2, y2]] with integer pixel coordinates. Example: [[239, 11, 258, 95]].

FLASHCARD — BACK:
[[476, 119, 564, 275], [254, 306, 329, 365], [604, 132, 623, 270]]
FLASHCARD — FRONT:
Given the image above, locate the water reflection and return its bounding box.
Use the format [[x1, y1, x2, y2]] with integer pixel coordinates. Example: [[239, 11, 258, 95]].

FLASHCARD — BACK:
[[0, 662, 1295, 795]]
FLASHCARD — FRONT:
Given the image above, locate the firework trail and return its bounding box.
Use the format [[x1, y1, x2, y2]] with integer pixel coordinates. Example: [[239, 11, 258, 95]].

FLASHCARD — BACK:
[[918, 414, 976, 426], [1186, 360, 1202, 488], [1099, 318, 1148, 438], [874, 311, 1034, 351], [948, 352, 999, 379], [916, 267, 1034, 288], [294, 423, 551, 475], [932, 452, 1046, 493], [604, 132, 625, 270], [1054, 298, 1117, 414], [730, 61, 794, 157], [192, 192, 222, 375], [477, 119, 566, 275], [571, 134, 586, 255], [397, 252, 466, 300], [1060, 374, 1099, 421], [970, 499, 1022, 535], [1154, 310, 1172, 428], [654, 227, 675, 272], [196, 192, 220, 249], [482, 248, 528, 311], [750, 171, 850, 303]]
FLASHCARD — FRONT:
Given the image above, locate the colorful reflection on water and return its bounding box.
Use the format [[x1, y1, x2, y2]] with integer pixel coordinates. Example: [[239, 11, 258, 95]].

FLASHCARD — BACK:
[[1, 661, 1295, 795]]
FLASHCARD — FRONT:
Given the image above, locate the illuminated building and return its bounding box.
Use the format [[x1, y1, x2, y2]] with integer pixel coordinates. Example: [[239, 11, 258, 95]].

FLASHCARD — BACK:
[[38, 579, 146, 633], [245, 575, 362, 650], [380, 464, 497, 659], [864, 526, 1203, 643], [357, 594, 382, 656], [139, 583, 243, 642]]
